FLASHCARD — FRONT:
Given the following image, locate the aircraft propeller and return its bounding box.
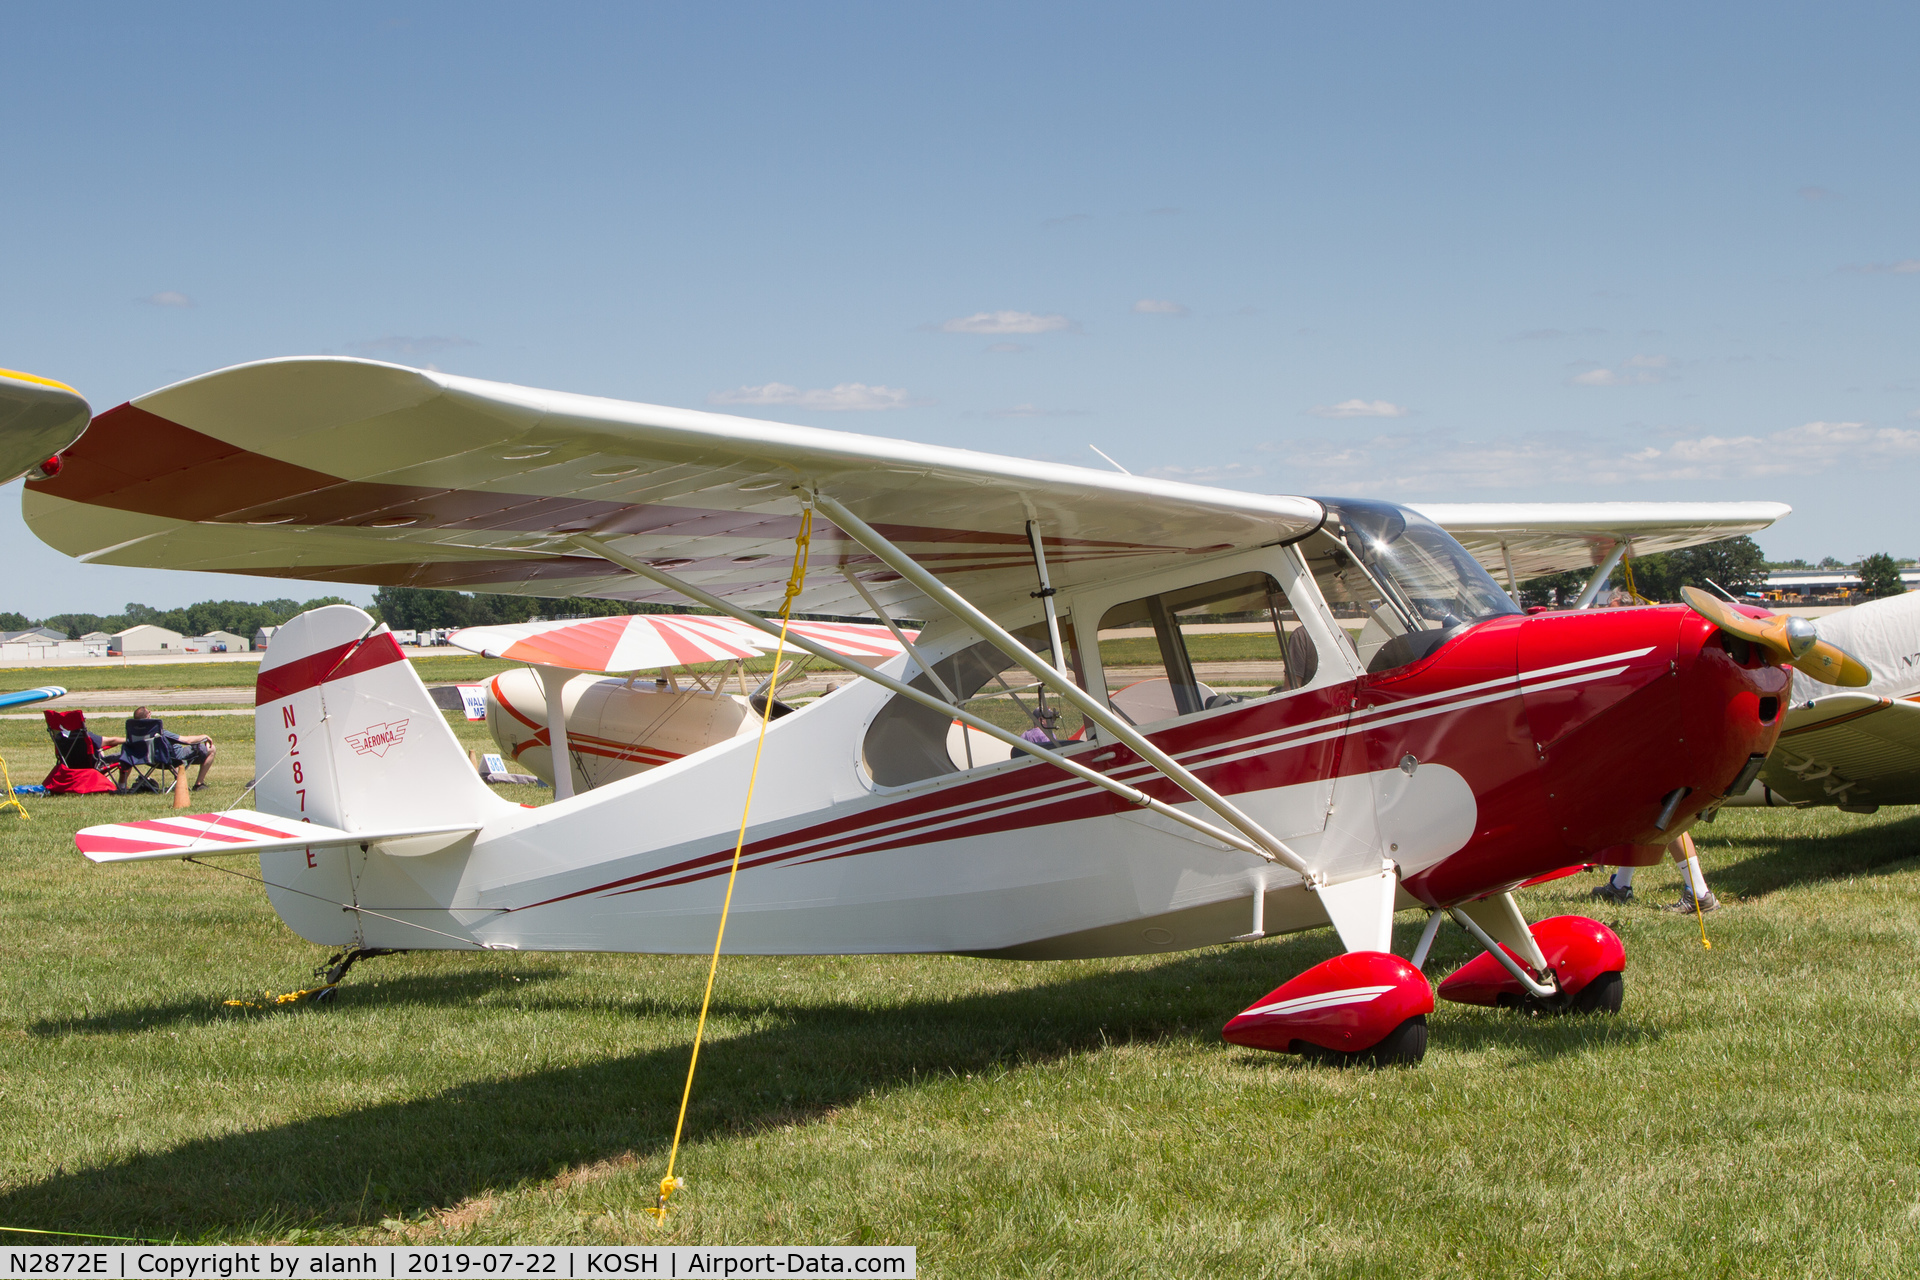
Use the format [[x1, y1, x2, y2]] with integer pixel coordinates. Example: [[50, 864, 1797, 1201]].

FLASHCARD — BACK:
[[1679, 585, 1870, 687]]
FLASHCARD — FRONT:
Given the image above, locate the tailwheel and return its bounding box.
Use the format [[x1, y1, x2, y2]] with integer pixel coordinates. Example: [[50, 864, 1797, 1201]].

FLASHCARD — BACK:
[[1223, 951, 1435, 1067]]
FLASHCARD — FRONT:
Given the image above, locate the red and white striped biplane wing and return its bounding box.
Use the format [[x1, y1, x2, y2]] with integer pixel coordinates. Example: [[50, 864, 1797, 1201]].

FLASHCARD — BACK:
[[22, 357, 1324, 621], [74, 809, 482, 864], [449, 613, 915, 673]]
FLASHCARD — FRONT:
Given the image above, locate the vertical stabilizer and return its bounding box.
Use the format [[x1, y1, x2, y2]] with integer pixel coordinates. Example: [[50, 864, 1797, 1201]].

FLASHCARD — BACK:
[[253, 605, 507, 831]]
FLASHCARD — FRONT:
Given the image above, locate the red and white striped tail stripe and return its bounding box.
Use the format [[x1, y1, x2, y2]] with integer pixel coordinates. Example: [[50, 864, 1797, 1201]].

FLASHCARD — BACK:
[[74, 810, 345, 861], [74, 810, 482, 864]]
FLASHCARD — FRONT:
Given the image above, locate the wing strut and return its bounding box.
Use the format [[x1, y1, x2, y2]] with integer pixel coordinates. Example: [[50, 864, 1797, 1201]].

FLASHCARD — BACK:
[[1573, 541, 1629, 609], [567, 533, 1284, 867], [807, 495, 1314, 880]]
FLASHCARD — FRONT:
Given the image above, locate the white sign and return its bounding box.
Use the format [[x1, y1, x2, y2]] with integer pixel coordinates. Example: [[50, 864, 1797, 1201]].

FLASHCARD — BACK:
[[457, 684, 488, 720], [483, 752, 507, 774]]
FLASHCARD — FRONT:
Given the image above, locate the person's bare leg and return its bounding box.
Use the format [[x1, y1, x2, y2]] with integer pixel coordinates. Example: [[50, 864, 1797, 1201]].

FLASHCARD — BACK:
[[195, 741, 216, 787]]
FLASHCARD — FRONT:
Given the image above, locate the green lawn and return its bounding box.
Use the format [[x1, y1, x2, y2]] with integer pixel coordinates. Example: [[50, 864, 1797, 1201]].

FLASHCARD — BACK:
[[2, 707, 1919, 1275]]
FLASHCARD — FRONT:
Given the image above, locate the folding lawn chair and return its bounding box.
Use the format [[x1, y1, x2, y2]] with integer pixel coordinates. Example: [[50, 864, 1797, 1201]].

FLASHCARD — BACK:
[[117, 717, 178, 794], [41, 709, 119, 795]]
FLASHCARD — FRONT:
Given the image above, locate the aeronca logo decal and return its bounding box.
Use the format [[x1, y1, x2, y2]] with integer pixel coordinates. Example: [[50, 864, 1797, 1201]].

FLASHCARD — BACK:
[[345, 719, 409, 757]]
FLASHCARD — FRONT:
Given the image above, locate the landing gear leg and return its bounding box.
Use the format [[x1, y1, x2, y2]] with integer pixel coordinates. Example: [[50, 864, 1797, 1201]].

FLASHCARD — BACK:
[[311, 947, 406, 1003], [1437, 906, 1625, 1016]]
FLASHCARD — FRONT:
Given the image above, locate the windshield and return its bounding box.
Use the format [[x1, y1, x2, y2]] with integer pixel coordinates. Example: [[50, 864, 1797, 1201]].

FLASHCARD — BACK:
[[1317, 499, 1519, 631]]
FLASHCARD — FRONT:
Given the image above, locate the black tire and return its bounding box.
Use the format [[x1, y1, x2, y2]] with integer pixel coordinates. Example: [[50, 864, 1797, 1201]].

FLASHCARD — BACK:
[[1291, 1015, 1428, 1068], [1569, 970, 1624, 1015]]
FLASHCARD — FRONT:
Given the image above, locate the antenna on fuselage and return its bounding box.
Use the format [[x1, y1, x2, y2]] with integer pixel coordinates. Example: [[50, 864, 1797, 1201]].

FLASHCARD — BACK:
[[1704, 578, 1740, 603], [1088, 444, 1132, 475]]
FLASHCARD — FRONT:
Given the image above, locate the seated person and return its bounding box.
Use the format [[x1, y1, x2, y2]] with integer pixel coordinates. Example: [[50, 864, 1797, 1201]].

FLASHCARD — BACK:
[[1011, 705, 1064, 757], [42, 709, 120, 794], [119, 705, 218, 791]]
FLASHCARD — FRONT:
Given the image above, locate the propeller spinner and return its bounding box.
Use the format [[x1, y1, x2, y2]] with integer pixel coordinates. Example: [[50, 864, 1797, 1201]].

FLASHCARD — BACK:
[[1679, 585, 1870, 687]]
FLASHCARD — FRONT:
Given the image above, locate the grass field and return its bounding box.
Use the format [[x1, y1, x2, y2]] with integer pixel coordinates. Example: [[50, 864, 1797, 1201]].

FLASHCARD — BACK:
[[4, 708, 1920, 1276]]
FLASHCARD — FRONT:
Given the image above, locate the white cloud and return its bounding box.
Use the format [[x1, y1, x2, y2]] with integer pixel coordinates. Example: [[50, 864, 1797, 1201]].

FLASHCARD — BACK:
[[1133, 299, 1190, 316], [937, 310, 1074, 335], [1246, 418, 1920, 495], [1507, 327, 1604, 342], [139, 291, 193, 308], [344, 335, 476, 358], [977, 403, 1091, 419], [708, 382, 922, 411], [1570, 354, 1671, 386], [1145, 462, 1266, 483], [1842, 259, 1920, 274], [1308, 399, 1410, 419]]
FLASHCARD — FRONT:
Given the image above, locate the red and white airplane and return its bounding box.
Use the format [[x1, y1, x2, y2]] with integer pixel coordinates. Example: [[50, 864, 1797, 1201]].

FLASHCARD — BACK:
[[26, 357, 1865, 1064]]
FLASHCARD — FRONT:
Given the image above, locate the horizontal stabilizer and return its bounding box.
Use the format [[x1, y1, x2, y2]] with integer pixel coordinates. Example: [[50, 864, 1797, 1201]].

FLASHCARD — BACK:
[[75, 809, 481, 864]]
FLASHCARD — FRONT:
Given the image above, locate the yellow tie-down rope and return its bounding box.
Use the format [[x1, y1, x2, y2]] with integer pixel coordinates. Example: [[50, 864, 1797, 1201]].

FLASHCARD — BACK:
[[0, 753, 28, 820], [650, 505, 814, 1220]]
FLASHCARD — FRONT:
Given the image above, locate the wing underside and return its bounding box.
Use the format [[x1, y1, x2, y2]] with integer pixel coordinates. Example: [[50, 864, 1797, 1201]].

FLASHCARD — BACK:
[[23, 357, 1325, 620], [1758, 695, 1920, 808], [1413, 501, 1792, 582]]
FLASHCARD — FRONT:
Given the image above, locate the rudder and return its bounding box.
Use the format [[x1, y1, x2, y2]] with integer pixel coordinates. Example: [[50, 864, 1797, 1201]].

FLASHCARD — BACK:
[[253, 605, 506, 831]]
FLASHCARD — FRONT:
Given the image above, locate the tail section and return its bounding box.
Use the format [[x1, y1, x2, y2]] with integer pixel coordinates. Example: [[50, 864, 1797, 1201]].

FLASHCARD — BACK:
[[254, 605, 507, 833]]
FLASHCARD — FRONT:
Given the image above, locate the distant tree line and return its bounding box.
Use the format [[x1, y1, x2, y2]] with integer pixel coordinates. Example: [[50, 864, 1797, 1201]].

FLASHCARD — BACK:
[[368, 587, 678, 632], [1517, 536, 1907, 607], [4, 540, 1908, 636], [1, 597, 356, 640]]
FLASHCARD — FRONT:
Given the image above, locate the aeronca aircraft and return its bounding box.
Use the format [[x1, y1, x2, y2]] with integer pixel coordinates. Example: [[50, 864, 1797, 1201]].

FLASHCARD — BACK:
[[20, 356, 1871, 1064]]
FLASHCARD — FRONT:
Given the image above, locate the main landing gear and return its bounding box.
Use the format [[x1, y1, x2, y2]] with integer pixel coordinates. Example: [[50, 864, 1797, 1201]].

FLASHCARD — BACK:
[[1221, 893, 1626, 1066]]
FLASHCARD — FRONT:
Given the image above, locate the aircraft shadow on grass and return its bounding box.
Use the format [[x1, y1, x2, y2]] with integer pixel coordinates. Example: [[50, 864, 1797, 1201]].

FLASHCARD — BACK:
[[24, 971, 567, 1038], [3, 925, 1643, 1241], [1691, 811, 1920, 902]]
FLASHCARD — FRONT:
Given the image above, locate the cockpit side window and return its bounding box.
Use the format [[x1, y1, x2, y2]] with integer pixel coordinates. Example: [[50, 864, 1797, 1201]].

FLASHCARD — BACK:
[[1095, 571, 1317, 729], [861, 620, 1089, 788]]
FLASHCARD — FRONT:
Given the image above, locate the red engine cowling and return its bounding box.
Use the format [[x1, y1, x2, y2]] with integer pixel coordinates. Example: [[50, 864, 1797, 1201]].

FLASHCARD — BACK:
[[1222, 951, 1435, 1055], [1437, 914, 1625, 1007]]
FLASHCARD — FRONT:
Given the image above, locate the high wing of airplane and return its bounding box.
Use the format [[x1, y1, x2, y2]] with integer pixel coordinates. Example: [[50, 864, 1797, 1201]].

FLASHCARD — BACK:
[[1722, 591, 1920, 811], [44, 357, 1823, 1065], [0, 369, 90, 486], [1412, 501, 1793, 607]]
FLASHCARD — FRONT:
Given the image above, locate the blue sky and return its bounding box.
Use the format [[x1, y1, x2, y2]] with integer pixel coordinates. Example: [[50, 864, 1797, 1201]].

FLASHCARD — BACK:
[[3, 3, 1916, 616]]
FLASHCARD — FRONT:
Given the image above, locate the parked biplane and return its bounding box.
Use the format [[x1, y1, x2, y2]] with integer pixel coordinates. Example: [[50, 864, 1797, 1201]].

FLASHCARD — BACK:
[[24, 357, 1866, 1063]]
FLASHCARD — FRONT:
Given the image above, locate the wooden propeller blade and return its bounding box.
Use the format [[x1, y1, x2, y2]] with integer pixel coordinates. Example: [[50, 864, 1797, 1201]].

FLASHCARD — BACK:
[[1679, 586, 1871, 687]]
